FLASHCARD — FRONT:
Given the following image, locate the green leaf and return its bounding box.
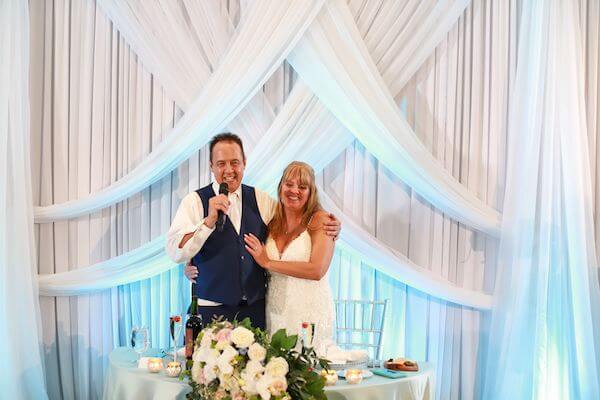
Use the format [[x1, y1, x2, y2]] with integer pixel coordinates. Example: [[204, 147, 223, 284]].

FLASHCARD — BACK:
[[269, 328, 287, 351], [282, 334, 298, 350], [238, 317, 253, 330]]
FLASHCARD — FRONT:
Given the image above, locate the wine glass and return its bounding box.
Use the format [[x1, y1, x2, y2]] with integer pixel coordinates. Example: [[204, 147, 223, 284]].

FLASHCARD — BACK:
[[169, 315, 183, 362], [131, 326, 149, 365]]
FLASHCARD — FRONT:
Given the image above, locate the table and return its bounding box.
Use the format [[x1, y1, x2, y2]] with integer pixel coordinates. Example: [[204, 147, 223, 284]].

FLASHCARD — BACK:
[[104, 348, 434, 400]]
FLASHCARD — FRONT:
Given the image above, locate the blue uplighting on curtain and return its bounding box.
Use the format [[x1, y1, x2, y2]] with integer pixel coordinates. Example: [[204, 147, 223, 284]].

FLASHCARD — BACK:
[[480, 1, 600, 398]]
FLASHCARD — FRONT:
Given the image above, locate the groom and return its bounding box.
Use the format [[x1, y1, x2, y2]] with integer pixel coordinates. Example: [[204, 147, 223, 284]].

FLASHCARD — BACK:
[[166, 133, 340, 329]]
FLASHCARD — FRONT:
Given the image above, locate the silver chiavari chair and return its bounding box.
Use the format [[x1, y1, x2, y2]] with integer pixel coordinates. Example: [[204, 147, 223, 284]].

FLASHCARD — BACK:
[[334, 299, 389, 363]]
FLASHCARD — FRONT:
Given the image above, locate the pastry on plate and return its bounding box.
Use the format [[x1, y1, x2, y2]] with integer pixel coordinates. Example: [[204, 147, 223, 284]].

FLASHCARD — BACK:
[[384, 357, 419, 371]]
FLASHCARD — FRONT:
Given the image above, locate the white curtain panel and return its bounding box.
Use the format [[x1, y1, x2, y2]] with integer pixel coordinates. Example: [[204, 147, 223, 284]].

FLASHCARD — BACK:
[[37, 235, 171, 296], [321, 191, 492, 309], [320, 1, 513, 397], [583, 1, 600, 272], [288, 0, 501, 236], [29, 0, 195, 396], [96, 0, 275, 147], [481, 0, 600, 398], [0, 0, 48, 398], [33, 0, 324, 222]]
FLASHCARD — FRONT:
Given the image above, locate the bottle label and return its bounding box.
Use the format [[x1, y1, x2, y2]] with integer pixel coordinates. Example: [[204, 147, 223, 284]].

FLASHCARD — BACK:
[[185, 327, 194, 358]]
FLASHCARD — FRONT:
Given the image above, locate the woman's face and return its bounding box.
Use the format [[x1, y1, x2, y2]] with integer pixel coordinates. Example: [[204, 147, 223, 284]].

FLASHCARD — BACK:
[[280, 176, 310, 213]]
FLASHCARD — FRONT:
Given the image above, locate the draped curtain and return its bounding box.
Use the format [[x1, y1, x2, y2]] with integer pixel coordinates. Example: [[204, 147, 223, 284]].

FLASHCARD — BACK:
[[23, 1, 600, 400], [0, 0, 47, 398], [481, 0, 600, 398]]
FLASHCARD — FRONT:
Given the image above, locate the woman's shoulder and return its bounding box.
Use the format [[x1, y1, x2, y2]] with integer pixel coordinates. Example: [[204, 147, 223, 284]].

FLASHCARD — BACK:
[[308, 210, 330, 231]]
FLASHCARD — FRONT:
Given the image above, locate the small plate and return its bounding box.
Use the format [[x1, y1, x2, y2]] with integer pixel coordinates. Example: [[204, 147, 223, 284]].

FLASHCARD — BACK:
[[337, 369, 374, 379]]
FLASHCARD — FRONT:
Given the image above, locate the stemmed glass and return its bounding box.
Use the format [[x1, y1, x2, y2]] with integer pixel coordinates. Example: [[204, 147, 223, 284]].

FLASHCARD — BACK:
[[131, 326, 149, 365], [169, 315, 183, 362]]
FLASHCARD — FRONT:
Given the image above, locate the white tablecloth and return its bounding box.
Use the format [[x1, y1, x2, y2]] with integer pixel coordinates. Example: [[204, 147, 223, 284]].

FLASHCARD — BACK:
[[103, 348, 435, 400]]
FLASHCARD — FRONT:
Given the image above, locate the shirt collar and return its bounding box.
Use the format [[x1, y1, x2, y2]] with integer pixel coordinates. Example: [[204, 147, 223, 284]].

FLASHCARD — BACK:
[[212, 181, 242, 199]]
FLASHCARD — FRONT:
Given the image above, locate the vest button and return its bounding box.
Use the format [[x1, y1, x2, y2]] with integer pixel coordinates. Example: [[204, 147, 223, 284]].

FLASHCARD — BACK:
[[242, 295, 247, 301], [241, 255, 245, 260]]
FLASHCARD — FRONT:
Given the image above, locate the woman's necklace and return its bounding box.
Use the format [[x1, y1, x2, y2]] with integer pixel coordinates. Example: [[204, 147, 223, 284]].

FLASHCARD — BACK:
[[284, 220, 304, 236], [276, 221, 305, 257]]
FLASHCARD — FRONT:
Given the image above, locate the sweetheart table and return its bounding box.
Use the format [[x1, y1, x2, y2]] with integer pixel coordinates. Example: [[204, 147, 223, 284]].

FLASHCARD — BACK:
[[103, 347, 435, 400]]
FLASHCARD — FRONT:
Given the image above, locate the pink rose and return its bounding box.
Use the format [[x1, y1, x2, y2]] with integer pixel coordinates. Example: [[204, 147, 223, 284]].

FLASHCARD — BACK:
[[215, 328, 232, 343], [232, 391, 246, 400], [214, 388, 228, 400], [197, 367, 206, 385]]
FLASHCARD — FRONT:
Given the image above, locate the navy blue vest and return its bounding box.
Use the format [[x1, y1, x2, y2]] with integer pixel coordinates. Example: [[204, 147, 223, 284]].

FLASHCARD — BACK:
[[191, 184, 268, 305]]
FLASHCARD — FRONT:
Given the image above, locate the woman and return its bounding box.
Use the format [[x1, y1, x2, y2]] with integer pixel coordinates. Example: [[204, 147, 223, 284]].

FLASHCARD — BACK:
[[244, 161, 336, 354]]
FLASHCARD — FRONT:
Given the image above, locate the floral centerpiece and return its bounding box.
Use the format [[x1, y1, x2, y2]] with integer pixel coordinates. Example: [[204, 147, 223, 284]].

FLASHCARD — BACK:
[[183, 317, 329, 400]]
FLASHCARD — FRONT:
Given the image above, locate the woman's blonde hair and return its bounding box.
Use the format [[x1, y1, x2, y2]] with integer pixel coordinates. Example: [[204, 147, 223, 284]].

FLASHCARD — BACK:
[[268, 161, 322, 238]]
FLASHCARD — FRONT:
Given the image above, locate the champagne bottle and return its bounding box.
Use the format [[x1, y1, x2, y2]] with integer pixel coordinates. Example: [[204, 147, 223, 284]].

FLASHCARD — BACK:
[[185, 296, 203, 360]]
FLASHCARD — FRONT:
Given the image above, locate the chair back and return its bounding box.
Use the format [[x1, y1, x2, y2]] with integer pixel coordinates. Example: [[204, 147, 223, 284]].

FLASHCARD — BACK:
[[334, 299, 389, 360]]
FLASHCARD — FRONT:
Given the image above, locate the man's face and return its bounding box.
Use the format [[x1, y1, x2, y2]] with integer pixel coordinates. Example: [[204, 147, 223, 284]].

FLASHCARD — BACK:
[[210, 141, 246, 192]]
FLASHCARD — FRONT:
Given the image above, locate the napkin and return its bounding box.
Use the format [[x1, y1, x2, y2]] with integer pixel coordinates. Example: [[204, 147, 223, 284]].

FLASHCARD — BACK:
[[325, 345, 369, 363]]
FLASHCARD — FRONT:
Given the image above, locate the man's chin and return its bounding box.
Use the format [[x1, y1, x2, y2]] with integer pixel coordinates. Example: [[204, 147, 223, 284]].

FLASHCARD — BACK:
[[222, 181, 241, 192]]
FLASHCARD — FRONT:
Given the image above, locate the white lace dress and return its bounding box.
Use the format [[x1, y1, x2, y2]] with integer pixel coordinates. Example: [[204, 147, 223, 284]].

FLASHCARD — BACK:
[[265, 230, 335, 356]]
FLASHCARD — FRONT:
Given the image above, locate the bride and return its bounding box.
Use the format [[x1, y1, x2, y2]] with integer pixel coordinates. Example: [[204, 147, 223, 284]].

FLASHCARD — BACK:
[[244, 161, 335, 354]]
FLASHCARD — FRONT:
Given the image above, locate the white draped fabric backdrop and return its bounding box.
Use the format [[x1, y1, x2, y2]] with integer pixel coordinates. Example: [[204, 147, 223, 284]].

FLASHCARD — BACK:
[[0, 0, 593, 399]]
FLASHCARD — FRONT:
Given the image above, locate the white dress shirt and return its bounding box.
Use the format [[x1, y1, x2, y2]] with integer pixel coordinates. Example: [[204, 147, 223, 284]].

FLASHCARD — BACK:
[[166, 182, 276, 305]]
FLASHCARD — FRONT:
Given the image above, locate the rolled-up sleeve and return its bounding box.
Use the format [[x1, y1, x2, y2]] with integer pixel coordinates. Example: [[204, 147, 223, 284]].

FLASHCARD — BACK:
[[166, 192, 215, 264], [255, 188, 277, 225]]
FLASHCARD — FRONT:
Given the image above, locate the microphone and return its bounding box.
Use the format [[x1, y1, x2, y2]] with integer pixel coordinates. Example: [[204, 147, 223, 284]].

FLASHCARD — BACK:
[[216, 182, 229, 232]]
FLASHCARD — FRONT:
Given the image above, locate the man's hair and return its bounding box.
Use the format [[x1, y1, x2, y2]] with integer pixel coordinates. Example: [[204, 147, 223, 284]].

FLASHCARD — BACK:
[[209, 132, 246, 163]]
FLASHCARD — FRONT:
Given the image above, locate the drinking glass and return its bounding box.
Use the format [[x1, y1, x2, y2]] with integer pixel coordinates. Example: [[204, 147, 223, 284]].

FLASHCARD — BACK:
[[169, 315, 183, 362], [131, 326, 149, 364]]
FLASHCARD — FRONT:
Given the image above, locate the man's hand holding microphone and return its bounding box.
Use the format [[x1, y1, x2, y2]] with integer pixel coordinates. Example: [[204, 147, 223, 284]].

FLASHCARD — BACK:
[[183, 183, 229, 283]]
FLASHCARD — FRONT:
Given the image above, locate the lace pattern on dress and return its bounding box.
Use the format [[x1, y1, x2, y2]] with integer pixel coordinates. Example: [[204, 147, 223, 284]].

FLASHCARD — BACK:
[[265, 231, 335, 355]]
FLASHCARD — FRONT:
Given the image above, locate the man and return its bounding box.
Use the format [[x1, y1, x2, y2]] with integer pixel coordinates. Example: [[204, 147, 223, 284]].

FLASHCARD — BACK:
[[166, 133, 340, 329]]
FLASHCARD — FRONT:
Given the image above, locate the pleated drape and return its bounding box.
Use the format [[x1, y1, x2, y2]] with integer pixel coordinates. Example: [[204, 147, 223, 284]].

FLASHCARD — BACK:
[[28, 0, 600, 399]]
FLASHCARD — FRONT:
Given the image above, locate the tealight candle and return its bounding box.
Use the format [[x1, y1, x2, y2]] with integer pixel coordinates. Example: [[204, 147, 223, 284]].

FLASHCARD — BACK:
[[166, 361, 182, 377], [147, 357, 163, 373], [320, 369, 338, 386], [345, 369, 363, 384]]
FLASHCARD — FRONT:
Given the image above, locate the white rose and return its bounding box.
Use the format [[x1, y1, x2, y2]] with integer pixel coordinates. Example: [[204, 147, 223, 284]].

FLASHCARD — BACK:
[[215, 340, 227, 351], [216, 344, 238, 375], [265, 357, 289, 377], [219, 372, 239, 392], [248, 343, 267, 362], [268, 376, 287, 397], [245, 360, 265, 377], [192, 348, 202, 362], [256, 374, 273, 400], [197, 347, 219, 363], [200, 329, 214, 348], [221, 344, 238, 360], [191, 360, 203, 382], [231, 326, 255, 348], [240, 371, 259, 395], [204, 362, 218, 383], [217, 358, 234, 375]]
